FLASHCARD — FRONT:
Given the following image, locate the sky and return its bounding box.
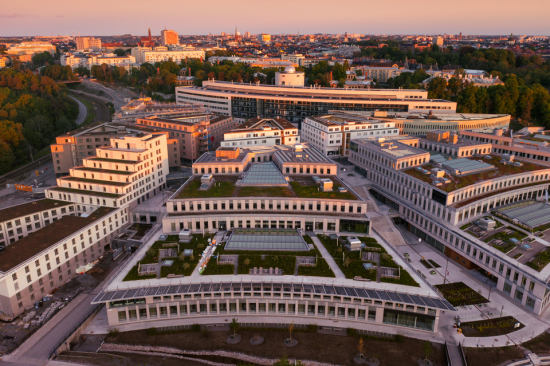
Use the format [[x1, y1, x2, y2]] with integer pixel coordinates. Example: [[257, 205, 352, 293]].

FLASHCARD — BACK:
[[1, 0, 549, 37]]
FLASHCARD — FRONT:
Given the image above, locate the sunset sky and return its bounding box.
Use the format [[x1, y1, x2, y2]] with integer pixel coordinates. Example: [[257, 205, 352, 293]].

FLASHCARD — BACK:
[[1, 0, 549, 36]]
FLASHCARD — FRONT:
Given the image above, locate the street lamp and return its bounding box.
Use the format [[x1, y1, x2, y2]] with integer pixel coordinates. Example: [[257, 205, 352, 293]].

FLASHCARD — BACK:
[[499, 305, 504, 318]]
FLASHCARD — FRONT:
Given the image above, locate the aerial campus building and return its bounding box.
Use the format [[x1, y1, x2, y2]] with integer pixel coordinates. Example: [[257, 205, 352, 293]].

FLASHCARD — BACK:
[[348, 132, 550, 315], [91, 142, 456, 334], [0, 131, 171, 320], [175, 66, 457, 127]]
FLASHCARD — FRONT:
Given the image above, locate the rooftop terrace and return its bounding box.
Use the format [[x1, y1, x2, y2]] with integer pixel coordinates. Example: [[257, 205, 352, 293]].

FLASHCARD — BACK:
[[174, 174, 360, 200]]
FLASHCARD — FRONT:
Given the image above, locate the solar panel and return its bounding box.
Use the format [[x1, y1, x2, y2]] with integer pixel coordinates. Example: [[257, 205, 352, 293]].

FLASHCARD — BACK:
[[222, 283, 232, 291], [429, 298, 447, 310], [303, 284, 313, 293], [232, 283, 241, 291], [189, 284, 200, 293], [157, 286, 170, 295], [387, 292, 402, 302], [442, 300, 456, 311], [92, 293, 104, 303], [123, 289, 138, 298], [225, 228, 309, 251], [135, 288, 150, 297], [408, 295, 424, 305], [355, 288, 368, 298], [262, 283, 272, 291], [313, 285, 325, 294], [397, 293, 414, 304], [419, 296, 437, 308], [242, 283, 252, 291], [102, 291, 117, 301], [366, 290, 379, 299], [344, 287, 357, 297], [200, 284, 211, 292], [179, 285, 191, 293], [334, 287, 347, 296], [145, 287, 159, 296], [293, 284, 302, 292], [167, 286, 180, 295], [324, 286, 335, 294], [273, 283, 282, 291], [211, 283, 222, 291], [376, 291, 391, 301]]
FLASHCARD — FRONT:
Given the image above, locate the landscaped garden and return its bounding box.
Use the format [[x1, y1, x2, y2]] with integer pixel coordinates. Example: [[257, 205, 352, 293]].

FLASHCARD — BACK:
[[526, 249, 550, 271], [237, 254, 296, 275], [483, 226, 529, 253], [123, 233, 214, 281], [289, 180, 357, 200], [176, 176, 238, 198], [316, 234, 419, 287], [434, 282, 489, 306], [460, 316, 524, 337], [297, 258, 336, 277], [237, 186, 294, 197]]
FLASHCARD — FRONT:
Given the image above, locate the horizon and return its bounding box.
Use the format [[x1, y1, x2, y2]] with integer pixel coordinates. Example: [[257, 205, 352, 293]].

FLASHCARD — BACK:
[[1, 0, 549, 37]]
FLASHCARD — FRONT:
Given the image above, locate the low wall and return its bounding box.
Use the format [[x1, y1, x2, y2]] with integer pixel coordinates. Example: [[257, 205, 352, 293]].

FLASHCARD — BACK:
[[54, 305, 103, 357]]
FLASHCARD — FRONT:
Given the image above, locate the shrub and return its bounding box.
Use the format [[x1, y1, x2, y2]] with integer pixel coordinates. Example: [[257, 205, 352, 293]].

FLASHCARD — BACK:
[[147, 327, 158, 336], [347, 327, 358, 336], [107, 327, 120, 338], [191, 324, 201, 332], [395, 334, 404, 343]]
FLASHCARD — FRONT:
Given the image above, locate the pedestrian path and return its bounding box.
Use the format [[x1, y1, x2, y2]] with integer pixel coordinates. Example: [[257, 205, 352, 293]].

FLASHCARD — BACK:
[[311, 235, 345, 278]]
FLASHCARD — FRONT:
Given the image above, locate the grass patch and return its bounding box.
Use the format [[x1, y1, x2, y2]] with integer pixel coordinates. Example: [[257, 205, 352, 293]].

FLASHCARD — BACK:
[[303, 235, 314, 245], [434, 282, 489, 306], [289, 181, 357, 200], [74, 95, 96, 125], [237, 186, 294, 197], [160, 257, 187, 277], [176, 178, 237, 199], [123, 265, 156, 282], [460, 316, 523, 337], [201, 262, 234, 275], [297, 258, 336, 277], [483, 226, 528, 244], [526, 249, 550, 272], [513, 253, 523, 260], [237, 254, 296, 275], [381, 269, 419, 287]]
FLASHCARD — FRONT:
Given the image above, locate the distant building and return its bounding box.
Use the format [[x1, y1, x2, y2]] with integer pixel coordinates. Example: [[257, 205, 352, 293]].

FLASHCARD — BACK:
[[281, 53, 305, 66], [161, 29, 179, 46], [61, 52, 135, 70], [257, 33, 271, 43], [75, 37, 102, 51], [140, 28, 155, 47], [7, 41, 56, 56], [274, 65, 304, 87], [245, 31, 250, 38], [433, 37, 444, 46], [131, 46, 204, 64], [338, 45, 360, 57]]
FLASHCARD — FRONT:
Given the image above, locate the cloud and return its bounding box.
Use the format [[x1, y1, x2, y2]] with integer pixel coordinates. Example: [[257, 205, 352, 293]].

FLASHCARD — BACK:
[[0, 13, 27, 19]]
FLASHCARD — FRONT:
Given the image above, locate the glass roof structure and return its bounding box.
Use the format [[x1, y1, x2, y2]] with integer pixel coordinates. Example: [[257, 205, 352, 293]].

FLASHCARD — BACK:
[[225, 228, 310, 251], [240, 162, 288, 186], [432, 155, 495, 175], [92, 281, 456, 312], [494, 200, 550, 229]]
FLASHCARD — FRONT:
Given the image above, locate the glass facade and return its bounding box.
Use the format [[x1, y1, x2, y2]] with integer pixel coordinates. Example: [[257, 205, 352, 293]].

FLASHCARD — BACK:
[[339, 219, 370, 234], [383, 309, 435, 331], [232, 97, 408, 127]]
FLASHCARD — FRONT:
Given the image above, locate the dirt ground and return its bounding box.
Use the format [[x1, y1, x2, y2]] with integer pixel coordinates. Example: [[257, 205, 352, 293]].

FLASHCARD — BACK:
[[463, 346, 525, 366], [95, 329, 446, 366]]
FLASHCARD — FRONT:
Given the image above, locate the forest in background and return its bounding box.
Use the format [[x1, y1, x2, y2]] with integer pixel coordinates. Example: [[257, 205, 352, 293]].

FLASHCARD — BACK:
[[0, 66, 78, 174]]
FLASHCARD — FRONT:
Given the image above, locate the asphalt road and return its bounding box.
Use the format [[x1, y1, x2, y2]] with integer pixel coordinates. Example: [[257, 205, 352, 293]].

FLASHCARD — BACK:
[[0, 162, 57, 209], [68, 95, 88, 125], [3, 254, 130, 366]]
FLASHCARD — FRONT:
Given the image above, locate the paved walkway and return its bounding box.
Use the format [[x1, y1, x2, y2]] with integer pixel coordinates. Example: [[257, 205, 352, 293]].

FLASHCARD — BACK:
[[68, 95, 87, 125], [311, 235, 345, 278]]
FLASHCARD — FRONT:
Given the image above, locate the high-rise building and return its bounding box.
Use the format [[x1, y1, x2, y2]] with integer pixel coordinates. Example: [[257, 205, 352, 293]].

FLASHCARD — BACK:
[[245, 31, 250, 38], [75, 37, 102, 51], [161, 29, 179, 46], [257, 33, 271, 42]]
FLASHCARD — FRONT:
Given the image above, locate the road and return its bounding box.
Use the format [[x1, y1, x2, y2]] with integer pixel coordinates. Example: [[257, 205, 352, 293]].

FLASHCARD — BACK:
[[68, 95, 88, 125], [82, 79, 134, 111], [3, 254, 130, 366], [0, 162, 57, 209]]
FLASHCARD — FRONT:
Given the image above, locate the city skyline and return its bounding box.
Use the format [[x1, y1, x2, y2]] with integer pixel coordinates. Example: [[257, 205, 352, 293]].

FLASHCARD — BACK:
[[2, 0, 550, 36]]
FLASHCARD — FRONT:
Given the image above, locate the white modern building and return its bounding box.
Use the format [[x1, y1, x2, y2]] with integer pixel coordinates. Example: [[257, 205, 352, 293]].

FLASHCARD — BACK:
[[301, 113, 399, 156], [61, 52, 136, 70], [131, 47, 205, 64], [176, 66, 456, 128], [8, 41, 56, 56], [221, 117, 299, 148]]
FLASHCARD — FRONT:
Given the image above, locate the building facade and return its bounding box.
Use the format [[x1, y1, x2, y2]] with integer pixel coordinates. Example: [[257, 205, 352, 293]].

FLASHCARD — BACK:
[[161, 30, 179, 46], [221, 117, 299, 148], [75, 37, 102, 51]]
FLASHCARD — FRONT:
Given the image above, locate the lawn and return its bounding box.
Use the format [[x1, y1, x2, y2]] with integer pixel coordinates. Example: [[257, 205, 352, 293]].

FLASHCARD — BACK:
[[289, 181, 357, 200], [176, 178, 237, 199], [303, 235, 314, 245], [237, 254, 296, 275], [201, 262, 235, 275], [434, 282, 489, 306], [297, 258, 336, 278], [460, 316, 524, 337], [237, 186, 294, 197], [381, 269, 419, 287], [122, 265, 156, 282]]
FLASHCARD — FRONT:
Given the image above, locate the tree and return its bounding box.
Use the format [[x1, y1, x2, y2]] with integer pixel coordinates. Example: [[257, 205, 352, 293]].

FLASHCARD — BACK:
[[423, 341, 433, 361], [357, 337, 365, 359], [288, 321, 294, 341], [244, 258, 250, 266], [230, 318, 239, 337], [0, 140, 15, 174], [113, 49, 127, 57]]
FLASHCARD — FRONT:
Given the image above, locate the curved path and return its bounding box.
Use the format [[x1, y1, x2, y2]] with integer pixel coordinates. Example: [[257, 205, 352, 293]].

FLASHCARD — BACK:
[[68, 95, 87, 125]]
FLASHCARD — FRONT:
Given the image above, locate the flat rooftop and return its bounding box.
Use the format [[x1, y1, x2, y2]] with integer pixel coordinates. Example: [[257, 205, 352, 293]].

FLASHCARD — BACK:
[[0, 199, 72, 223], [494, 201, 550, 229], [0, 207, 115, 273], [174, 174, 360, 200], [354, 137, 426, 158], [404, 155, 550, 193], [225, 228, 310, 251], [335, 111, 509, 122], [234, 117, 296, 131]]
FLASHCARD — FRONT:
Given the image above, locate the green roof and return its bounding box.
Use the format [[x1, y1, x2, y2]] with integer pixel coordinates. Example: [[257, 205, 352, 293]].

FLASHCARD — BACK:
[[50, 187, 122, 198], [89, 157, 139, 164], [61, 177, 129, 187], [74, 167, 133, 175]]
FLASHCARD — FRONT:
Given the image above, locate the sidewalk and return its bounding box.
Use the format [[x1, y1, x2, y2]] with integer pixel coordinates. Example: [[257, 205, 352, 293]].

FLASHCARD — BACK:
[[311, 235, 345, 278]]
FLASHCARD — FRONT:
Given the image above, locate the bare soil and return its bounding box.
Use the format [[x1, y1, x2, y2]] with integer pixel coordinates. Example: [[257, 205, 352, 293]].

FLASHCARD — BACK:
[[463, 346, 524, 366], [101, 329, 446, 366]]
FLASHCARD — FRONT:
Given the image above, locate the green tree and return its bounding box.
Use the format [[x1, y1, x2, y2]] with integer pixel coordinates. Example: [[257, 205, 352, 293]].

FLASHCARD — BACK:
[[274, 356, 305, 366], [230, 318, 239, 337]]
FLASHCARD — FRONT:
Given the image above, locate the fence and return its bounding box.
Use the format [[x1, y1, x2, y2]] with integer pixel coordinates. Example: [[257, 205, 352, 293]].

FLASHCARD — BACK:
[[138, 263, 158, 276], [380, 266, 401, 280]]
